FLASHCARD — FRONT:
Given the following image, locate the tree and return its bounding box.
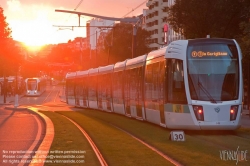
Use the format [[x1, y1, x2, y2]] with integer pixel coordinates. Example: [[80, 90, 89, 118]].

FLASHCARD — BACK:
[[238, 21, 250, 105], [0, 7, 20, 75], [99, 23, 151, 65], [0, 7, 11, 41], [167, 0, 250, 39]]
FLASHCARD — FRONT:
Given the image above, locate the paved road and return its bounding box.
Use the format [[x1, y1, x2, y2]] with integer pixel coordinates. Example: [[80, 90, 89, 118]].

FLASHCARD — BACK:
[[0, 84, 65, 166], [0, 107, 45, 166]]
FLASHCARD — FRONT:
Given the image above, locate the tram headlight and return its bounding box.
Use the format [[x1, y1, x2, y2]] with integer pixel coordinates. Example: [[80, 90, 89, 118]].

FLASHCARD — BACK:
[[230, 105, 238, 121], [193, 105, 204, 121]]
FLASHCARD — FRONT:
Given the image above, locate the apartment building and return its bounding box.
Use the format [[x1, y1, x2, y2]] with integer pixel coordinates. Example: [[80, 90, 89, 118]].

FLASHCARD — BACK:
[[145, 0, 184, 50]]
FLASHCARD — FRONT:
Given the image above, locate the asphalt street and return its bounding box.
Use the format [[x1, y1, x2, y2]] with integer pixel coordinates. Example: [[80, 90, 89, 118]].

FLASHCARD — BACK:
[[0, 108, 45, 166]]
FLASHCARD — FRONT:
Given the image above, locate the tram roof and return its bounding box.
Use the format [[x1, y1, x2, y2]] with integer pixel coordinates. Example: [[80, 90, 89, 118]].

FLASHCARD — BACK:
[[114, 59, 128, 72], [66, 72, 76, 79], [98, 64, 114, 74], [126, 54, 147, 70], [88, 68, 99, 76], [146, 46, 167, 61], [76, 70, 89, 78]]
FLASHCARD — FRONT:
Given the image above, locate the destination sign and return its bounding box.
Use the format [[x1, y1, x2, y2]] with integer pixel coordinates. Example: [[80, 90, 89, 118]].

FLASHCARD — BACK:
[[191, 51, 228, 58]]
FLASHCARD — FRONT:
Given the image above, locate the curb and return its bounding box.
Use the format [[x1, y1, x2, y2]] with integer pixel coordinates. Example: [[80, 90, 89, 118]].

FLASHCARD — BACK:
[[27, 108, 54, 166], [4, 106, 28, 110]]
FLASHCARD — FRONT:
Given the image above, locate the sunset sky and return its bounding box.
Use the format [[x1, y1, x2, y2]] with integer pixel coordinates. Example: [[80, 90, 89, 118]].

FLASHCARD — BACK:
[[1, 0, 146, 46]]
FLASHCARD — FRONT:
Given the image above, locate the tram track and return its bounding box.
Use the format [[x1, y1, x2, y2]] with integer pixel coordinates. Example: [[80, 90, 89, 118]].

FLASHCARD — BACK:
[[38, 108, 250, 165], [55, 111, 182, 166], [61, 115, 108, 166], [111, 124, 182, 166]]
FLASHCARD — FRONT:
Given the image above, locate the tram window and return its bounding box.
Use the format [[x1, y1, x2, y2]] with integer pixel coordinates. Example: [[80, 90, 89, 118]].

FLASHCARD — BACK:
[[130, 68, 137, 106], [124, 70, 131, 104], [145, 63, 153, 109], [167, 59, 187, 104], [145, 61, 165, 109], [158, 61, 165, 104], [27, 80, 37, 90], [66, 79, 75, 97], [89, 76, 97, 101]]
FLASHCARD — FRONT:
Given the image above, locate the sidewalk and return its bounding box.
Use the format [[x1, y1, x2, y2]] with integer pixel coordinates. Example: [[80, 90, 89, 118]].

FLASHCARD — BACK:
[[0, 94, 24, 105]]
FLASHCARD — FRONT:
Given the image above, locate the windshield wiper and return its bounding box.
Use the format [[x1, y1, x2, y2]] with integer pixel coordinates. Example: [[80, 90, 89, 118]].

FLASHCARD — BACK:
[[198, 81, 217, 103]]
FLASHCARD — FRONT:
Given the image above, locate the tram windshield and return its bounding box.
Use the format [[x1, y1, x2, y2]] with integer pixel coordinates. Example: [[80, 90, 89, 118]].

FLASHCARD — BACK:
[[187, 43, 239, 101], [27, 79, 37, 90]]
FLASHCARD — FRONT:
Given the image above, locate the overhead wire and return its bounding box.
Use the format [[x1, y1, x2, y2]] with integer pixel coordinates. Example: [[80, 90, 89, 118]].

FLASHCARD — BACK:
[[87, 0, 147, 42], [53, 0, 146, 45], [64, 0, 85, 23], [122, 0, 147, 18]]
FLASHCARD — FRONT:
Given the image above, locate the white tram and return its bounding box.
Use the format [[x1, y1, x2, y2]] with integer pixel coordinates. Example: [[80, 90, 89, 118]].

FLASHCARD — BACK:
[[25, 77, 46, 96], [65, 38, 243, 130]]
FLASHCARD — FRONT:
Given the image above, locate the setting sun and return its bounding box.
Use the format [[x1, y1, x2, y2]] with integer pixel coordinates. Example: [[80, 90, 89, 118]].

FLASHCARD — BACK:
[[10, 9, 55, 47], [3, 0, 144, 46]]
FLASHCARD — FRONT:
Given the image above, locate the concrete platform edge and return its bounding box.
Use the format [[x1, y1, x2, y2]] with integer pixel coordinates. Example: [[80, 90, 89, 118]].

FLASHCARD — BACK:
[[26, 108, 54, 166]]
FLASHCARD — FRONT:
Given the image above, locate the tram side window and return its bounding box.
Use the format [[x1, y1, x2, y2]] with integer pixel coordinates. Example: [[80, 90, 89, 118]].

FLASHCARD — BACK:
[[66, 79, 75, 98], [135, 67, 144, 105], [167, 59, 187, 104], [124, 70, 131, 103], [89, 76, 97, 101], [158, 61, 165, 104], [113, 71, 124, 104], [145, 61, 165, 109], [145, 63, 153, 106], [106, 73, 112, 99], [130, 68, 137, 106]]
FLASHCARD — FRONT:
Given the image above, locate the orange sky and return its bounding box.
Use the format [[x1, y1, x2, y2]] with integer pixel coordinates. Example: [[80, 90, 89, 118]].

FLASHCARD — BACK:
[[1, 0, 146, 47]]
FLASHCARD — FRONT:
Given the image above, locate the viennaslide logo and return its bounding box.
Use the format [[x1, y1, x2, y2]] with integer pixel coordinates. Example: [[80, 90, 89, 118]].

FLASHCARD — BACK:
[[219, 146, 248, 165]]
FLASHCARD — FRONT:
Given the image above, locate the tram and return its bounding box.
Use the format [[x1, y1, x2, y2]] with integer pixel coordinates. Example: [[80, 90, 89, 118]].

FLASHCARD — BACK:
[[25, 77, 46, 96], [65, 38, 243, 130]]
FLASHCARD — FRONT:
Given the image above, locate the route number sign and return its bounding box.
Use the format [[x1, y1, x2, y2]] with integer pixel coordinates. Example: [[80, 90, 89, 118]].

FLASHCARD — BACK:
[[170, 131, 185, 141]]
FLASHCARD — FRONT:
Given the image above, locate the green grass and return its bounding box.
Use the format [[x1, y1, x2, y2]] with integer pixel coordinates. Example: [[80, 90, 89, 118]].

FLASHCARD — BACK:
[[57, 111, 173, 166], [40, 111, 100, 166], [41, 110, 250, 166]]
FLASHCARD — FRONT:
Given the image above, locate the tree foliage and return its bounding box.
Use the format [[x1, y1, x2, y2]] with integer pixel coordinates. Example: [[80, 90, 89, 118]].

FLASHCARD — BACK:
[[0, 6, 23, 76], [0, 7, 11, 41], [100, 23, 151, 65], [167, 0, 250, 39], [239, 22, 250, 61]]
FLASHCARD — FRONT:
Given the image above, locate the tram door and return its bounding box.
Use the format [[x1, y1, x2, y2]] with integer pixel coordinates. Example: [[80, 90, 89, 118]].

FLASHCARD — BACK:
[[75, 78, 80, 106], [135, 67, 143, 119], [82, 78, 88, 107], [106, 74, 112, 111], [145, 60, 166, 124], [124, 70, 131, 116], [158, 61, 165, 124], [97, 75, 103, 110]]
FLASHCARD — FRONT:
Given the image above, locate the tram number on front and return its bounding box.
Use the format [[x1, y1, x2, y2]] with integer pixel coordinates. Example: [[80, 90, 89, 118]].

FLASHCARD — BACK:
[[170, 131, 185, 141]]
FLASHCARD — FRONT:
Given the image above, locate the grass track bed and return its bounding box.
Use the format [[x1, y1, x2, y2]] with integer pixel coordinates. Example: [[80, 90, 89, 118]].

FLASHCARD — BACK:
[[42, 110, 250, 166], [41, 111, 100, 166]]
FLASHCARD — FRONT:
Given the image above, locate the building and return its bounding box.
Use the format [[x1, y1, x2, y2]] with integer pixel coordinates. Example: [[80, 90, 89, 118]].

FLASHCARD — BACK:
[[145, 0, 184, 50], [86, 18, 115, 50]]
